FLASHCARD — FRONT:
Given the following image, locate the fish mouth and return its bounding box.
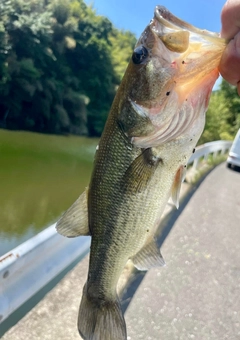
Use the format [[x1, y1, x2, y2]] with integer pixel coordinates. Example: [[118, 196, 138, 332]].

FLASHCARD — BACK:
[[151, 5, 226, 50], [129, 6, 227, 149]]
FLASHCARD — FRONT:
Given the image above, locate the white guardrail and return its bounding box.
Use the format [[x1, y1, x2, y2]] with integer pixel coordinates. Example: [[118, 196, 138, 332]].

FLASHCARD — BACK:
[[0, 140, 232, 324]]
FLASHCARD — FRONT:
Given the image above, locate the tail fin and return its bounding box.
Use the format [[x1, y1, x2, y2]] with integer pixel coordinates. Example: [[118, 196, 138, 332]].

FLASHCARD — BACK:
[[78, 284, 127, 340]]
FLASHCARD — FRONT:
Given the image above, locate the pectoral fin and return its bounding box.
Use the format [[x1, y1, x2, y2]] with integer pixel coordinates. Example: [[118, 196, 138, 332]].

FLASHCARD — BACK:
[[56, 188, 90, 237], [131, 238, 165, 271], [123, 148, 162, 193], [171, 165, 186, 209]]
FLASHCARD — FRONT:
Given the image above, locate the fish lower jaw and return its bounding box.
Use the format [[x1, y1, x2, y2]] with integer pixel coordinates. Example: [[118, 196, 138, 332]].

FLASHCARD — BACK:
[[175, 68, 219, 103], [181, 68, 220, 111], [130, 66, 218, 149]]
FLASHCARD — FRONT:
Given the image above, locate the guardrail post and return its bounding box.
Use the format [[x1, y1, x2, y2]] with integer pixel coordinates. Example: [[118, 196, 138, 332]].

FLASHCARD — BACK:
[[193, 158, 199, 169], [220, 148, 226, 155]]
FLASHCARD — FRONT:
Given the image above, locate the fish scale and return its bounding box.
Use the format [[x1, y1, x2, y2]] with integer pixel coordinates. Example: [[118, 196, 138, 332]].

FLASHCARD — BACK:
[[56, 5, 226, 340]]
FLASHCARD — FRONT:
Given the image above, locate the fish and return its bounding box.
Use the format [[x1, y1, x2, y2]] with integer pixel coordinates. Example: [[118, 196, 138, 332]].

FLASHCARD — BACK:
[[56, 5, 226, 340]]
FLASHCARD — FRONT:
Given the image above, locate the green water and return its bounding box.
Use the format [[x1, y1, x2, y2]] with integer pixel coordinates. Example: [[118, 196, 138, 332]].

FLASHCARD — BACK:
[[0, 129, 98, 256]]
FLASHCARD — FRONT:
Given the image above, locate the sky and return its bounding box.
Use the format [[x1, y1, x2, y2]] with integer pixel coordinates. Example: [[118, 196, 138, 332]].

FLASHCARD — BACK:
[[86, 0, 226, 38]]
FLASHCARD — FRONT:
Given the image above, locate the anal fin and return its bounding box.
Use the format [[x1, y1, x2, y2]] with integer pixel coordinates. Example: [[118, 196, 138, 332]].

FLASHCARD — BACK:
[[131, 238, 165, 271], [56, 188, 90, 237]]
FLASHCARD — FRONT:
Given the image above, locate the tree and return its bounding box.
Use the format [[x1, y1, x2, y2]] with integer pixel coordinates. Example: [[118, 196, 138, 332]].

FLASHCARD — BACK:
[[0, 0, 136, 136], [199, 79, 240, 144]]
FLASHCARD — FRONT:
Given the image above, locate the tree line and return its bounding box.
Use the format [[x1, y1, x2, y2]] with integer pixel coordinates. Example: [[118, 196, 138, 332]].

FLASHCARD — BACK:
[[199, 80, 240, 144], [0, 0, 239, 140], [0, 0, 136, 136]]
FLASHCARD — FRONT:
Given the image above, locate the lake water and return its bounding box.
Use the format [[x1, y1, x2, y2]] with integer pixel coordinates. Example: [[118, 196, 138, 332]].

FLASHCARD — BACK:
[[0, 129, 98, 256]]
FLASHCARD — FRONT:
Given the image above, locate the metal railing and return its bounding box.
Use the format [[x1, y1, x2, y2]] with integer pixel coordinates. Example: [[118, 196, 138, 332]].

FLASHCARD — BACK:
[[0, 140, 232, 324], [0, 226, 90, 323], [188, 140, 232, 169]]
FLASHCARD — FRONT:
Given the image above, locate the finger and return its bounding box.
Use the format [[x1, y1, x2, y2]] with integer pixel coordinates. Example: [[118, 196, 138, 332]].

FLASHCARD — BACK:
[[219, 31, 240, 86], [221, 0, 240, 39]]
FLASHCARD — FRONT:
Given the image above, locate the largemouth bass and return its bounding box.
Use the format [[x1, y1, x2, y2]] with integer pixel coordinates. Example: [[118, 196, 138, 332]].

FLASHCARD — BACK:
[[56, 6, 226, 340]]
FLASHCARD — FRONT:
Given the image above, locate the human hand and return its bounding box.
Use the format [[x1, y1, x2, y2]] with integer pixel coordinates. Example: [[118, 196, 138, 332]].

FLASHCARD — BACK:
[[219, 0, 240, 95]]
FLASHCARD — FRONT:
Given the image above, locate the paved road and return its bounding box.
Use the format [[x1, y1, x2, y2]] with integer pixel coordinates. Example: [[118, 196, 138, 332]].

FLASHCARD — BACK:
[[125, 164, 240, 340], [1, 163, 240, 340]]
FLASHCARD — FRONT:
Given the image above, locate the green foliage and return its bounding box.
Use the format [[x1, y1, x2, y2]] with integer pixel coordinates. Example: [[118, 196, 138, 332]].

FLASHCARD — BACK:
[[109, 29, 136, 81], [199, 79, 240, 144], [0, 0, 136, 136]]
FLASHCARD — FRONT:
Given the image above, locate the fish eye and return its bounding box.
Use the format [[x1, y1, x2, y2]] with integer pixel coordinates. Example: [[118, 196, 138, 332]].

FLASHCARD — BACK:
[[132, 45, 148, 64]]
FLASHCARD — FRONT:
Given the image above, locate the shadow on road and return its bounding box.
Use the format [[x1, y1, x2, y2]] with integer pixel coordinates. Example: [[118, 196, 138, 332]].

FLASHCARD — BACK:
[[121, 166, 216, 314]]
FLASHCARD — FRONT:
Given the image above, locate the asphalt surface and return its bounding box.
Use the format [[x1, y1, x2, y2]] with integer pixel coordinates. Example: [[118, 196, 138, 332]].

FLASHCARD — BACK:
[[1, 163, 240, 340], [125, 164, 240, 340]]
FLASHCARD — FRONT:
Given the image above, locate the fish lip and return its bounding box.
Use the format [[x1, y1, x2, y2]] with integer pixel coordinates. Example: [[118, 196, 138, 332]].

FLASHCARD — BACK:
[[153, 5, 226, 43]]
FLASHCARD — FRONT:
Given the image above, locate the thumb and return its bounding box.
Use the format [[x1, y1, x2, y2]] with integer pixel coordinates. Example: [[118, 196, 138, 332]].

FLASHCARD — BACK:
[[219, 31, 240, 94]]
